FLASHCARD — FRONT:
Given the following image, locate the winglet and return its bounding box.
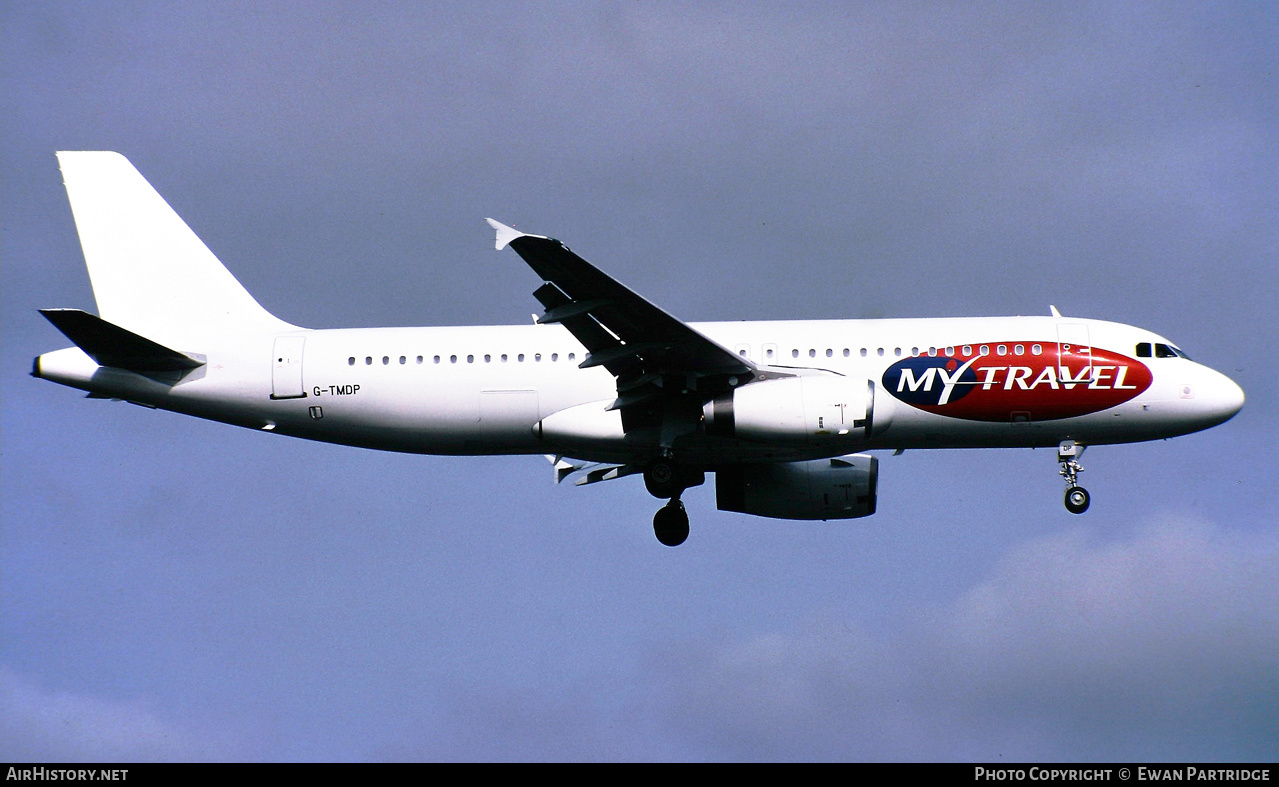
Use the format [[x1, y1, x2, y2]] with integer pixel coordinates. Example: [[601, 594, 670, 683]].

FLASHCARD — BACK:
[[486, 218, 544, 251]]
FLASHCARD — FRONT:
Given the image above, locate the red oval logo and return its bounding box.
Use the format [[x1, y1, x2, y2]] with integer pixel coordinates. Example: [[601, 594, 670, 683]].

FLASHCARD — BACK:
[[882, 342, 1152, 422]]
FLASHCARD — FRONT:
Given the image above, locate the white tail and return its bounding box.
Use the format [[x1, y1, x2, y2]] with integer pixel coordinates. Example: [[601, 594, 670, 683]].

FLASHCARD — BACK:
[[57, 151, 297, 348]]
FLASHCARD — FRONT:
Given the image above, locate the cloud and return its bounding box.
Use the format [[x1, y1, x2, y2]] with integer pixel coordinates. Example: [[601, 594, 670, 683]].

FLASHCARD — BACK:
[[351, 517, 1279, 762], [651, 518, 1279, 761], [0, 668, 235, 762]]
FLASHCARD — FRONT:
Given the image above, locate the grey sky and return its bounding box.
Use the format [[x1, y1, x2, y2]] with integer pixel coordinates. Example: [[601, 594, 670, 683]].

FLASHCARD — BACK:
[[3, 1, 1276, 761]]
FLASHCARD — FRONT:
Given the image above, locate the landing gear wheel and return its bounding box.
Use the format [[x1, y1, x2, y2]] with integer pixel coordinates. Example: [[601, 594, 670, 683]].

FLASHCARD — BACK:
[[653, 500, 690, 547], [644, 458, 681, 499], [1064, 485, 1090, 514]]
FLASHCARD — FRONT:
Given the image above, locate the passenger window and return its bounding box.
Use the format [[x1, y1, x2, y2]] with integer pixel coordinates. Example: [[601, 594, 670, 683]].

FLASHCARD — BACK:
[[518, 353, 525, 362], [416, 356, 423, 364], [894, 348, 902, 357], [809, 349, 816, 358], [450, 355, 457, 363], [979, 345, 990, 356], [551, 353, 558, 361], [792, 349, 799, 358], [1136, 342, 1152, 358], [467, 355, 474, 363], [1031, 344, 1042, 355], [399, 356, 406, 365], [826, 349, 833, 358], [842, 348, 850, 357], [945, 346, 955, 357], [365, 356, 373, 365], [383, 356, 390, 365], [877, 348, 885, 357], [348, 357, 355, 366], [501, 354, 508, 362], [484, 354, 491, 363], [996, 345, 1007, 356], [962, 345, 972, 357], [1014, 344, 1024, 355]]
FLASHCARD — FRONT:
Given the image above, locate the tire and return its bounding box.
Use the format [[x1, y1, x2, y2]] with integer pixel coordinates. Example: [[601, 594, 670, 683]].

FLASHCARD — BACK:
[[653, 503, 690, 547], [1064, 486, 1091, 514]]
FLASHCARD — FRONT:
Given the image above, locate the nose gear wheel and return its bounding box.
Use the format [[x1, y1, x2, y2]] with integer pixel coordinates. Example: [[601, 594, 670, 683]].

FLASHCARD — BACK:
[[1057, 440, 1090, 515]]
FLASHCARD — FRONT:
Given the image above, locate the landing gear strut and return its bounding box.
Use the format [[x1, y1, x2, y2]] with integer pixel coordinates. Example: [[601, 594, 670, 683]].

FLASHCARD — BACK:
[[644, 454, 702, 546], [1058, 440, 1090, 514], [644, 456, 681, 499]]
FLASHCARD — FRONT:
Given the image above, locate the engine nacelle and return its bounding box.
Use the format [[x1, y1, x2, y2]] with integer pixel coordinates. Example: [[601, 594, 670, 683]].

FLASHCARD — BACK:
[[715, 453, 879, 520], [704, 375, 889, 446]]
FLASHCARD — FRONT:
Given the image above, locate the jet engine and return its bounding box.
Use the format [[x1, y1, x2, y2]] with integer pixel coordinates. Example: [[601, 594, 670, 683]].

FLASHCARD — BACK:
[[703, 375, 888, 446], [715, 453, 879, 520]]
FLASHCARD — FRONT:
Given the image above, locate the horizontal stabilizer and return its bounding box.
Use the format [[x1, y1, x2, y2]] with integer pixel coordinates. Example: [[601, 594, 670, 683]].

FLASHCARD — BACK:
[[40, 309, 204, 372]]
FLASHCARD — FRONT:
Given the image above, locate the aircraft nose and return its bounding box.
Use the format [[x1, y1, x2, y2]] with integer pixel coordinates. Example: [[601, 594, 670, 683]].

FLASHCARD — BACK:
[[1201, 369, 1245, 425], [1222, 375, 1245, 417]]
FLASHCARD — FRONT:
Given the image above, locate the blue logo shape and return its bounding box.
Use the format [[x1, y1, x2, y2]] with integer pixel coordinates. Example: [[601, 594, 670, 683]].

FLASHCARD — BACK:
[[882, 356, 979, 406]]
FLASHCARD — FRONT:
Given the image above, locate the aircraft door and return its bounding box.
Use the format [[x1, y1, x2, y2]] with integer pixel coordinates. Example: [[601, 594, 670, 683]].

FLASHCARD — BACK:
[[271, 336, 307, 399], [1057, 323, 1092, 380]]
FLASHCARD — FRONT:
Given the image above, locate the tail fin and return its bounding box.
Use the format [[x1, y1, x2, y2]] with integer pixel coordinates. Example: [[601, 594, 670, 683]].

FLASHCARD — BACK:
[[56, 151, 298, 347]]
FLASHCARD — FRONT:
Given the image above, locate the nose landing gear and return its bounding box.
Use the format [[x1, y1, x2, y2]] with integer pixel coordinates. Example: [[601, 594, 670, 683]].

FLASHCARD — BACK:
[[1058, 440, 1090, 514]]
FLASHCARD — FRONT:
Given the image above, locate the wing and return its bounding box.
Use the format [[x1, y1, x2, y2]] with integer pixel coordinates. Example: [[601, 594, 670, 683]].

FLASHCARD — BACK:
[[488, 219, 756, 425]]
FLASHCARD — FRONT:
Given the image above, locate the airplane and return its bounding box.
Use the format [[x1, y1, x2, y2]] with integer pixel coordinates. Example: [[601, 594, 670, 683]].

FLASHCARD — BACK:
[[33, 152, 1245, 546]]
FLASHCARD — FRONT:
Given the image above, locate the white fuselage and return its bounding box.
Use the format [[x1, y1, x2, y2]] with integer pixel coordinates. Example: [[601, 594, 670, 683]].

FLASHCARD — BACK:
[[34, 314, 1245, 466]]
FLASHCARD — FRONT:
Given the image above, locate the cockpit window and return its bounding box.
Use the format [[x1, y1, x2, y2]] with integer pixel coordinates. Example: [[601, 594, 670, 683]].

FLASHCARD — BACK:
[[1143, 342, 1191, 360]]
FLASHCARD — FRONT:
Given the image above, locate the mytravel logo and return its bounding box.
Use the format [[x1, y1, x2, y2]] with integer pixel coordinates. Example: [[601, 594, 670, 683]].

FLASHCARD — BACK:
[[881, 342, 1153, 422]]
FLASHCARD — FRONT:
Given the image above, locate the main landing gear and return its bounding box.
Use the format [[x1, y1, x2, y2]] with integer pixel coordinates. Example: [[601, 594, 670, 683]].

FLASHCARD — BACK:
[[1058, 440, 1090, 514], [644, 454, 701, 547]]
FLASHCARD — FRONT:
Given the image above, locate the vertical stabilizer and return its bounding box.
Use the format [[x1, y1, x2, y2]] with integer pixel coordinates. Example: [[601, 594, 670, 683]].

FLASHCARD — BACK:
[[56, 151, 298, 347]]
